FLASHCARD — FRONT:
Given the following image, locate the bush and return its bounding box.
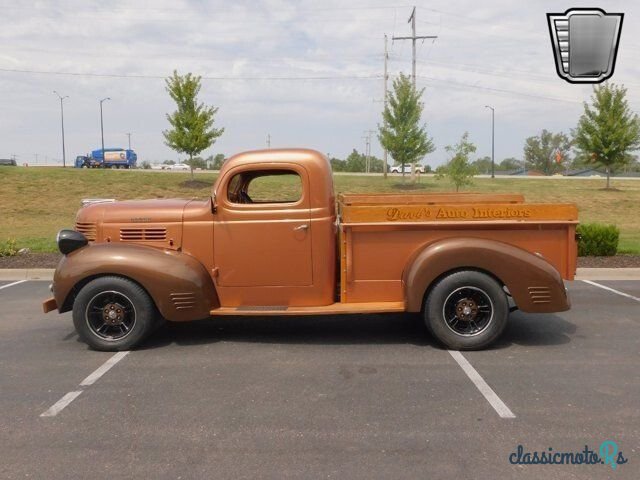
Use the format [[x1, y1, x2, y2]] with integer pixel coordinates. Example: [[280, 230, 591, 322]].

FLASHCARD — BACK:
[[0, 238, 18, 257], [577, 223, 619, 256]]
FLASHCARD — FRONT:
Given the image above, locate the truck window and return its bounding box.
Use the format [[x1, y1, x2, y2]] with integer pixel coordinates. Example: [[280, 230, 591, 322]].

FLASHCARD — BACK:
[[227, 170, 302, 204]]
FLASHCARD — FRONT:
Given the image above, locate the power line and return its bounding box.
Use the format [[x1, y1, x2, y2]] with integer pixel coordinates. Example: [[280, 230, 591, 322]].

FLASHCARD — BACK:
[[417, 75, 582, 104]]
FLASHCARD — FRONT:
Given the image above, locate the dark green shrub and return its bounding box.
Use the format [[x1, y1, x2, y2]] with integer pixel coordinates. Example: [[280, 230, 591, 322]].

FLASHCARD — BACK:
[[577, 223, 619, 256]]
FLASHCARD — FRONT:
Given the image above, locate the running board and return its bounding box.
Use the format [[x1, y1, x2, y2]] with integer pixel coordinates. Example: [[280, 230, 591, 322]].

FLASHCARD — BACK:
[[210, 301, 406, 316]]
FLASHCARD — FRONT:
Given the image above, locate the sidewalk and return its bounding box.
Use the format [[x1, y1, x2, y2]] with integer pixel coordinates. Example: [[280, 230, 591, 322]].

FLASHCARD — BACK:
[[2, 268, 640, 282]]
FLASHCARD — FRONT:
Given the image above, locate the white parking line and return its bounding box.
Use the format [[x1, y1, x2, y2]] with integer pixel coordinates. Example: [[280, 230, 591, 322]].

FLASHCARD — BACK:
[[448, 350, 516, 419], [0, 280, 28, 291], [582, 280, 640, 303], [40, 351, 130, 418], [40, 391, 83, 418], [80, 351, 129, 386]]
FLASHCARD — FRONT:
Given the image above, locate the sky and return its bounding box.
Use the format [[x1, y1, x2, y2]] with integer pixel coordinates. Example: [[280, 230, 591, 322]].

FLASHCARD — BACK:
[[0, 0, 638, 167]]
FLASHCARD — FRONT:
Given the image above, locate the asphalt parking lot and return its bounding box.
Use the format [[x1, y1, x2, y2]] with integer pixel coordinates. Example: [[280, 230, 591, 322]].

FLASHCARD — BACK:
[[0, 280, 638, 479]]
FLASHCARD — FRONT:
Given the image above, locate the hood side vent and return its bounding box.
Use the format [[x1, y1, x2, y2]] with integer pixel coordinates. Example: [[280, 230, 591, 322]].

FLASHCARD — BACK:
[[120, 227, 167, 242], [75, 222, 97, 242]]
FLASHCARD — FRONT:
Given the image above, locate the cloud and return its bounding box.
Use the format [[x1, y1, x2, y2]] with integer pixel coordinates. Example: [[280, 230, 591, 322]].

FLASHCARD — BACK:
[[0, 0, 638, 166]]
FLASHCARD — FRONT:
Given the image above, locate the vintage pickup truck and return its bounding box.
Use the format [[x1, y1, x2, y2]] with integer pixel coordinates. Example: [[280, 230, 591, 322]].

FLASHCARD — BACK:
[[43, 149, 578, 351]]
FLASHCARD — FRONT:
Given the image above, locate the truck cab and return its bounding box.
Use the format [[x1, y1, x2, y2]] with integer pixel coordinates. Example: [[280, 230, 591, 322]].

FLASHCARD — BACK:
[[44, 149, 577, 352], [211, 149, 336, 307]]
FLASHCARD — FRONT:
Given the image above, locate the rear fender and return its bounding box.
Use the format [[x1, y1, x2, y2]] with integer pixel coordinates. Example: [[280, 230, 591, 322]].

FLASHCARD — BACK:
[[403, 238, 569, 313], [53, 243, 218, 321]]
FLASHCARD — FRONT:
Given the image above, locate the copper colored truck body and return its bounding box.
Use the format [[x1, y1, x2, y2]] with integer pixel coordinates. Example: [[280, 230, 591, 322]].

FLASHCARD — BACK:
[[44, 149, 576, 339]]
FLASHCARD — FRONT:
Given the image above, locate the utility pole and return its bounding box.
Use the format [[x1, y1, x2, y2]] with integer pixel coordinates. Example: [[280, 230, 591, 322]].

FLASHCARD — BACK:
[[383, 34, 389, 179], [362, 130, 375, 173], [485, 105, 495, 178], [392, 6, 438, 87], [53, 91, 68, 167], [99, 97, 111, 161], [126, 132, 132, 150], [361, 134, 369, 173], [267, 134, 271, 148]]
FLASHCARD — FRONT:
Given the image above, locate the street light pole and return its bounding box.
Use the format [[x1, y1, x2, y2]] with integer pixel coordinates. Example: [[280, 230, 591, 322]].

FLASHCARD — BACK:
[[100, 97, 111, 161], [53, 91, 68, 167], [485, 105, 495, 178]]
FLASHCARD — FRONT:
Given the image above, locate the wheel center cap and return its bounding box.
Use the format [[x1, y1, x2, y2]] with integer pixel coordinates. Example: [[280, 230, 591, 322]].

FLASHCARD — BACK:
[[455, 298, 479, 321], [108, 311, 117, 320]]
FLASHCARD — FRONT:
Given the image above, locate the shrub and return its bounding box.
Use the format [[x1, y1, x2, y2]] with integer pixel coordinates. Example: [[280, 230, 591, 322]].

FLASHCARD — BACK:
[[0, 238, 18, 257], [577, 223, 619, 256]]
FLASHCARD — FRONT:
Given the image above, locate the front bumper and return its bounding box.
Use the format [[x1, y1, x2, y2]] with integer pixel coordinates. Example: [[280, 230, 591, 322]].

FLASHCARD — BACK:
[[42, 297, 58, 313]]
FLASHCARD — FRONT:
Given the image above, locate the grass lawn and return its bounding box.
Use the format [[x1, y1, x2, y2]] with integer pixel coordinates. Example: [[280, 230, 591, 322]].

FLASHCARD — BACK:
[[1, 167, 639, 253]]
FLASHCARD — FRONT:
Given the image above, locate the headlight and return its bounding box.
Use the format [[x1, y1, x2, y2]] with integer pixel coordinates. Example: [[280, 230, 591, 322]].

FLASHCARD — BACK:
[[57, 229, 88, 255]]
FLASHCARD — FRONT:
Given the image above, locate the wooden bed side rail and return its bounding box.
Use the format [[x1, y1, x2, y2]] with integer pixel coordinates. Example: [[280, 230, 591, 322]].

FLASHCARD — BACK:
[[341, 202, 578, 223], [338, 192, 525, 206]]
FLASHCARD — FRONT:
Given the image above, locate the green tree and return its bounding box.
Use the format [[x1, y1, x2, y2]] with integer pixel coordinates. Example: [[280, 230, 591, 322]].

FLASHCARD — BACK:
[[163, 70, 224, 179], [211, 153, 226, 170], [436, 132, 477, 192], [378, 73, 435, 178], [329, 156, 346, 172], [140, 160, 151, 170], [523, 129, 571, 175], [187, 156, 206, 170], [573, 83, 640, 189], [345, 149, 366, 172], [162, 159, 176, 165], [499, 157, 520, 171], [472, 156, 492, 175]]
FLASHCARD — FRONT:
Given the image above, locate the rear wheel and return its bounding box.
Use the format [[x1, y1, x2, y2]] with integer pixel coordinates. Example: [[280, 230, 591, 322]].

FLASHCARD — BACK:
[[72, 276, 158, 351], [424, 270, 508, 350]]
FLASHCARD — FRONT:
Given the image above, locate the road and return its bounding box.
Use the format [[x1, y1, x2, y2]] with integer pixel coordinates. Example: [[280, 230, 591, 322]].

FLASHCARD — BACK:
[[0, 280, 638, 479]]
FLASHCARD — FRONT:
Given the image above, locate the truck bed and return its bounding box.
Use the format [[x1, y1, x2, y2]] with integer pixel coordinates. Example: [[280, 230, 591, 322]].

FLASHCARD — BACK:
[[337, 193, 578, 303]]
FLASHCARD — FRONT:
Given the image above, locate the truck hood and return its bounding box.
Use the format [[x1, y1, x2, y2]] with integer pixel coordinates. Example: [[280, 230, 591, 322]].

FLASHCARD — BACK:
[[77, 198, 192, 224], [75, 199, 196, 249]]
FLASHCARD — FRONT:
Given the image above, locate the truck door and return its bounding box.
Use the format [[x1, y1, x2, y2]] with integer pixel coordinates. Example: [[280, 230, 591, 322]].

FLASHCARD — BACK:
[[214, 165, 312, 287]]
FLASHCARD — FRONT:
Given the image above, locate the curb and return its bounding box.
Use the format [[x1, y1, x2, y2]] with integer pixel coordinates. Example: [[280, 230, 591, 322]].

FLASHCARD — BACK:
[[574, 268, 640, 280], [0, 269, 54, 281], [2, 268, 640, 282]]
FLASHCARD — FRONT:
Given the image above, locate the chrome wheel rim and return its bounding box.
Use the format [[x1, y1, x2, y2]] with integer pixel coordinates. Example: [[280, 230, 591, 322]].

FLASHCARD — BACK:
[[85, 291, 136, 341], [442, 286, 493, 337]]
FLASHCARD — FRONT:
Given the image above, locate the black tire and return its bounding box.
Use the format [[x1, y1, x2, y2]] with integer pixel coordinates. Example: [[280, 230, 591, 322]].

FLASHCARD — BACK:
[[72, 276, 158, 351], [424, 270, 508, 350]]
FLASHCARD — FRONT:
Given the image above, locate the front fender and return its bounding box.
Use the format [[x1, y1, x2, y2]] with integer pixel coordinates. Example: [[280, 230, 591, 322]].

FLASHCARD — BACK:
[[53, 243, 218, 321], [403, 237, 569, 313]]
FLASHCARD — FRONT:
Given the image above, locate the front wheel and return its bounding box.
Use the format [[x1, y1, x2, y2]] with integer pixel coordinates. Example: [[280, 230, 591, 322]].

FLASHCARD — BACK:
[[72, 276, 158, 351], [424, 270, 508, 350]]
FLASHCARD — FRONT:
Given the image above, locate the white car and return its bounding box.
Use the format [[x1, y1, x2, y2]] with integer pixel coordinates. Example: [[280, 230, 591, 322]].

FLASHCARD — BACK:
[[390, 164, 425, 174], [169, 163, 190, 171]]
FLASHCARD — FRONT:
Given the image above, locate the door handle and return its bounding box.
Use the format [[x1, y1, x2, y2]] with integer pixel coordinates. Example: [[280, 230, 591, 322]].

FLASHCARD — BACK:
[[293, 224, 309, 231]]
